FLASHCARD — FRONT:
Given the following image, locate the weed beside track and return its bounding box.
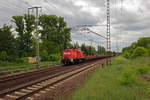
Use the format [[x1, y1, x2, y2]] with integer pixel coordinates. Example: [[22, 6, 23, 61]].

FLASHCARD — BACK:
[[0, 61, 61, 76], [71, 56, 150, 100]]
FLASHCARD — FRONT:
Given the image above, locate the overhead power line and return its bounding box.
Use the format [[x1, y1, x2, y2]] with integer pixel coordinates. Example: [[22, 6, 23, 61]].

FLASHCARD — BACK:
[[0, 1, 26, 11], [86, 28, 107, 39], [0, 1, 27, 15], [45, 0, 58, 9], [76, 24, 106, 28], [19, 0, 32, 7]]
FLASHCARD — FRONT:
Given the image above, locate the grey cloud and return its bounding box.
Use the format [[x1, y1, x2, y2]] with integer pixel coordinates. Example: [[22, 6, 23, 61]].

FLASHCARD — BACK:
[[0, 0, 150, 52]]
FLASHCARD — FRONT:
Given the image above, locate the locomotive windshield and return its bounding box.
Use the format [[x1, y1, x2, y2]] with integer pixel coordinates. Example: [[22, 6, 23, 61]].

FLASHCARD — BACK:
[[64, 52, 71, 55]]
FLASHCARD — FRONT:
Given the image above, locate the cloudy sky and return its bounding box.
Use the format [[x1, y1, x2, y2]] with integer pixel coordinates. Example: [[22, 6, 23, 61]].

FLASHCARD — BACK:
[[0, 0, 150, 52]]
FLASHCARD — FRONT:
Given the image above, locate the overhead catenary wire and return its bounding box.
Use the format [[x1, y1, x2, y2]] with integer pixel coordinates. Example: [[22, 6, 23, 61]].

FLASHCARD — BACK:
[[0, 4, 25, 14], [0, 1, 29, 16], [0, 1, 26, 11], [19, 0, 32, 7], [43, 0, 59, 14], [0, 2, 25, 27], [0, 0, 41, 27], [45, 0, 58, 9]]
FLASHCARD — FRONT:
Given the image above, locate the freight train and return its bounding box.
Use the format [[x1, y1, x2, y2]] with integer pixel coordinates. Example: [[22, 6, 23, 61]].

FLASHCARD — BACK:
[[61, 48, 112, 65]]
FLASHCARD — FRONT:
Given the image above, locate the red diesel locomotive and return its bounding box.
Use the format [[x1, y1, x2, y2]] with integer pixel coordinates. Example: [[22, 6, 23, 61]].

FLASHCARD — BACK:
[[61, 48, 84, 65], [61, 48, 113, 65]]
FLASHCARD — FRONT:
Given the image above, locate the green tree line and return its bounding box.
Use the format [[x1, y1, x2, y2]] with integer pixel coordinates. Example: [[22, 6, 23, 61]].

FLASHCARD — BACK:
[[0, 14, 115, 63], [122, 37, 150, 58], [70, 42, 107, 56], [0, 14, 71, 62]]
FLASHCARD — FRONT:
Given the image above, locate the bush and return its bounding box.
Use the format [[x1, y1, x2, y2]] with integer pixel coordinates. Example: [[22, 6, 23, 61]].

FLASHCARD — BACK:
[[13, 69, 21, 73], [147, 44, 150, 56], [15, 58, 24, 63], [0, 51, 7, 61], [122, 52, 130, 59], [119, 67, 137, 85], [131, 47, 149, 58], [0, 60, 3, 66], [49, 53, 61, 61], [22, 57, 28, 63], [134, 66, 149, 75], [112, 56, 128, 65], [40, 50, 49, 61]]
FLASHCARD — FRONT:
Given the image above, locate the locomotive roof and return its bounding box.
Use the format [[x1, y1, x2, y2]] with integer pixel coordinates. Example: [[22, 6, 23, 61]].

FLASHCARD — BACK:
[[64, 48, 81, 50]]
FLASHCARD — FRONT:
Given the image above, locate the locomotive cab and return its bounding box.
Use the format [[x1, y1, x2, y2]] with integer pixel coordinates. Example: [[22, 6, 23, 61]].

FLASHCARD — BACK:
[[61, 48, 84, 65]]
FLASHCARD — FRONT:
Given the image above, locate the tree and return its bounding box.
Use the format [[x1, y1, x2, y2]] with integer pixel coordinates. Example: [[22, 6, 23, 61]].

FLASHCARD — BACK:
[[12, 16, 24, 57], [12, 15, 35, 57], [81, 43, 87, 55], [97, 45, 106, 55], [137, 37, 150, 48], [0, 25, 17, 59], [122, 37, 150, 58], [147, 44, 150, 56], [73, 42, 80, 48], [122, 52, 130, 59], [131, 47, 148, 58], [40, 50, 48, 61], [39, 14, 71, 55], [24, 14, 36, 56], [83, 45, 96, 56], [40, 40, 59, 55], [90, 46, 97, 55], [0, 51, 7, 61]]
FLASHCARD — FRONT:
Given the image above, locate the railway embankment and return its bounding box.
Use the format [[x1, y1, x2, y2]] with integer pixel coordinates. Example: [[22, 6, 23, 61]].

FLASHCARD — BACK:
[[70, 56, 150, 100]]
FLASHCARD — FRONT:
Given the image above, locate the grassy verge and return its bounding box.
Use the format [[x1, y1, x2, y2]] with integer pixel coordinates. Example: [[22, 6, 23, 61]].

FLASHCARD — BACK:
[[0, 61, 61, 76], [71, 56, 150, 100]]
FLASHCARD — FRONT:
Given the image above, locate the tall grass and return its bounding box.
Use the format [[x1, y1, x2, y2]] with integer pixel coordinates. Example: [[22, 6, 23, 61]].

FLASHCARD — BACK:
[[0, 61, 61, 76], [70, 56, 150, 100]]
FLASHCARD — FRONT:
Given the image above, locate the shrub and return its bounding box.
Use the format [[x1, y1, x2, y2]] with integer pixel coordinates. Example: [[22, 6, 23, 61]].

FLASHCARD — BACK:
[[40, 50, 49, 61], [122, 52, 130, 59], [0, 51, 7, 61], [147, 44, 150, 56], [22, 57, 28, 63], [15, 58, 24, 63], [119, 67, 137, 85], [112, 56, 128, 65], [131, 47, 149, 58], [134, 66, 149, 75], [22, 52, 27, 57], [0, 60, 3, 65], [49, 53, 61, 61], [13, 69, 21, 73], [146, 87, 150, 95]]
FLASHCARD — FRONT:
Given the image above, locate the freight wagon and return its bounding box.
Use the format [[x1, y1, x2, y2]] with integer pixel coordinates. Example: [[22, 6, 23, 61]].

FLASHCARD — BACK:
[[61, 48, 113, 65]]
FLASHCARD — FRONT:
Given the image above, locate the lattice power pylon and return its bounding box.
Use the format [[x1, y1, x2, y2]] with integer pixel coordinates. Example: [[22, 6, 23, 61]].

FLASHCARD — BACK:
[[106, 0, 111, 52]]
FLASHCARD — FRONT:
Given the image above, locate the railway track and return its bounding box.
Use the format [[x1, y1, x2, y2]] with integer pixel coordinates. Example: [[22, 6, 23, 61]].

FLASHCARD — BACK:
[[0, 59, 105, 92], [0, 58, 111, 100], [0, 65, 66, 92]]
